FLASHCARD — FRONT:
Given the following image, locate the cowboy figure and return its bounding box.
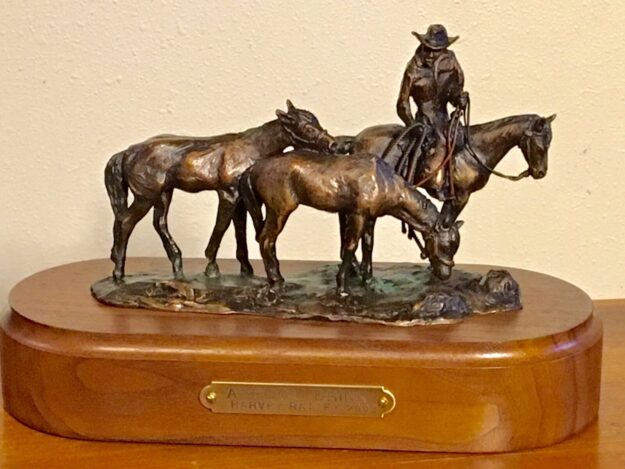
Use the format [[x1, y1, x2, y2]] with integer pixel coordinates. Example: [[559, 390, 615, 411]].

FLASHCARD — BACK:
[[396, 24, 468, 195]]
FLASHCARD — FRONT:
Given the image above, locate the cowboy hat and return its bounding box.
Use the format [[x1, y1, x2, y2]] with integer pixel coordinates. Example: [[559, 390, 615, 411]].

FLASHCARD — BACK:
[[412, 24, 458, 50]]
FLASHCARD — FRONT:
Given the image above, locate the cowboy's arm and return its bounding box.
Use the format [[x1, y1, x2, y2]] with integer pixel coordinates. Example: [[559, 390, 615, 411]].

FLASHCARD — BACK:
[[447, 54, 468, 109], [396, 62, 415, 126]]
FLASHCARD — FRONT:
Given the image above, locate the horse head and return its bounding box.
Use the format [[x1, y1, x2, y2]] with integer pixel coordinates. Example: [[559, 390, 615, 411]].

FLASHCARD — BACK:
[[520, 114, 556, 179], [423, 220, 463, 280], [276, 100, 337, 153]]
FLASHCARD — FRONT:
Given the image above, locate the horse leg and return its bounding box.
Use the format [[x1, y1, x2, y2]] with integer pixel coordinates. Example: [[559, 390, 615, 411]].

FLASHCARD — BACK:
[[259, 208, 291, 287], [111, 197, 153, 281], [111, 218, 123, 266], [204, 190, 237, 277], [233, 199, 254, 277], [337, 214, 366, 295], [439, 192, 470, 228], [360, 218, 377, 285], [339, 213, 360, 277], [153, 190, 184, 279]]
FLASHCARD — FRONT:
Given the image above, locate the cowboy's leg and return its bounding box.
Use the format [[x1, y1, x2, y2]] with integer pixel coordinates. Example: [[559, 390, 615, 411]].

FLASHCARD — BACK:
[[439, 192, 470, 229], [422, 142, 447, 190]]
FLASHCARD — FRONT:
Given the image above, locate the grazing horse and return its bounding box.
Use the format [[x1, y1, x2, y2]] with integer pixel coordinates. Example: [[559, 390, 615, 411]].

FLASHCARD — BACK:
[[241, 152, 462, 295], [104, 100, 336, 281], [339, 113, 555, 279]]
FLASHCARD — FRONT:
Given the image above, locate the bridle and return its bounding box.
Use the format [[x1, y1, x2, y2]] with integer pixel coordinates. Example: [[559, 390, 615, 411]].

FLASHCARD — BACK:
[[415, 227, 456, 267], [281, 120, 331, 150]]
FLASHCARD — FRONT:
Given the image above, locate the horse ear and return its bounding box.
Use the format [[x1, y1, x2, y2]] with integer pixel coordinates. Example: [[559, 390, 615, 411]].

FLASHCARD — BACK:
[[455, 220, 464, 229], [286, 99, 295, 111], [545, 114, 557, 123], [532, 118, 545, 132], [276, 109, 295, 124]]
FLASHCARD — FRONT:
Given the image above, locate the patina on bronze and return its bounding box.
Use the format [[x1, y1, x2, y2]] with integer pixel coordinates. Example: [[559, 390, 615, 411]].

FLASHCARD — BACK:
[[104, 100, 336, 281], [91, 263, 521, 325], [334, 25, 555, 279], [92, 24, 555, 325], [240, 152, 462, 294]]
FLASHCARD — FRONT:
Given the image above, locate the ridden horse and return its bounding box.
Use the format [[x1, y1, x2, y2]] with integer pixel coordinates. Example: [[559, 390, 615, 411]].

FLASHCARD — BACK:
[[104, 100, 336, 281], [240, 152, 462, 295], [340, 113, 555, 279]]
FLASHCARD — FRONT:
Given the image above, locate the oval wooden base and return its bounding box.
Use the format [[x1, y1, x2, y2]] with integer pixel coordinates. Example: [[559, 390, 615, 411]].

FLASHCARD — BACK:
[[1, 258, 602, 453]]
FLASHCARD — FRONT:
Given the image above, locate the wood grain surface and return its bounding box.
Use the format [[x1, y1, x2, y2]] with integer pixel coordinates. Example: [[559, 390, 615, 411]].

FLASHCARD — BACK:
[[0, 260, 620, 468]]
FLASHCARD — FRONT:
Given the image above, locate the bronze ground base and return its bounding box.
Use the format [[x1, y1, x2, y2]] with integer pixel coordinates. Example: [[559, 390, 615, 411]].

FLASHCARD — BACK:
[[91, 263, 521, 326]]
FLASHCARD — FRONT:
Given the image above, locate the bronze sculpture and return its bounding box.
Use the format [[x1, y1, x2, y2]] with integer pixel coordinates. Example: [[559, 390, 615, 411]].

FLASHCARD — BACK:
[[6, 19, 604, 458], [92, 24, 555, 325], [339, 112, 555, 280], [104, 100, 336, 281], [240, 152, 462, 294]]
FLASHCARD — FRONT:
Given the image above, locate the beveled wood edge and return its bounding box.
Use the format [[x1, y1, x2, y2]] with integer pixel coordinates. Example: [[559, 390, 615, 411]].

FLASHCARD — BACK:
[[0, 306, 603, 368]]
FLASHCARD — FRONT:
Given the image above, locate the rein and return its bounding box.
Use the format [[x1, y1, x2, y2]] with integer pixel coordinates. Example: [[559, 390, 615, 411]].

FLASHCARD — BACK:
[[463, 96, 530, 182]]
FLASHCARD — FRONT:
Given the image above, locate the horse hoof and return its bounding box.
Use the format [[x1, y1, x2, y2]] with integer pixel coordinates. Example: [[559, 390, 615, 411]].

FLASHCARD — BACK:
[[204, 263, 220, 278], [112, 271, 124, 283], [173, 271, 185, 281], [240, 264, 254, 277]]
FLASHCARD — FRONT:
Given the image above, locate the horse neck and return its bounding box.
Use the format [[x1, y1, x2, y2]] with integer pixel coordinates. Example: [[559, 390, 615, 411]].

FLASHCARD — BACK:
[[398, 187, 439, 232], [470, 115, 538, 168], [246, 119, 291, 156]]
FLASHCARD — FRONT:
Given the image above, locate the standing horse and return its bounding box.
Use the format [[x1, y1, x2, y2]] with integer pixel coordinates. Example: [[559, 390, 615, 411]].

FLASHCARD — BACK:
[[104, 100, 336, 281], [339, 113, 555, 279], [241, 152, 462, 295], [350, 113, 555, 227]]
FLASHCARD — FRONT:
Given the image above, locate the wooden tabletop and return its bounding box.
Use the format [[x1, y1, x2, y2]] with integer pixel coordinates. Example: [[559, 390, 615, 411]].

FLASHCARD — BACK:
[[1, 299, 624, 468]]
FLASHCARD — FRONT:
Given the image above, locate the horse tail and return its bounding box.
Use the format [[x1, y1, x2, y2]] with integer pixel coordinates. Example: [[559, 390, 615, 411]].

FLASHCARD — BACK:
[[104, 150, 129, 220], [240, 168, 264, 241]]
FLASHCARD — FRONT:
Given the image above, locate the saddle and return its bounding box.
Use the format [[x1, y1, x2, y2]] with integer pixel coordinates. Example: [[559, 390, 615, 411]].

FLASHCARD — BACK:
[[393, 119, 466, 195]]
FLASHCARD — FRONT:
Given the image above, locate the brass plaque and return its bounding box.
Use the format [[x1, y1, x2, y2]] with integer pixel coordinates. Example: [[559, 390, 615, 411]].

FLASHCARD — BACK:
[[200, 381, 396, 418]]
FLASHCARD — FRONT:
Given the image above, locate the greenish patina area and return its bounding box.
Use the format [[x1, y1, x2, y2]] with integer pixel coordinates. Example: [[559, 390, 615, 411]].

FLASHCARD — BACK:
[[92, 264, 521, 326]]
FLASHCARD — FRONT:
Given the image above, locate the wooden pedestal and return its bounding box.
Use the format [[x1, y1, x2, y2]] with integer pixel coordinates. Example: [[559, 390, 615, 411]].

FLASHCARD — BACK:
[[0, 258, 602, 452]]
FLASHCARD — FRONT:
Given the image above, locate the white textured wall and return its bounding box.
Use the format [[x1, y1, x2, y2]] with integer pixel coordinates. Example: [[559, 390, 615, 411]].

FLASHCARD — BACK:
[[1, 1, 624, 301]]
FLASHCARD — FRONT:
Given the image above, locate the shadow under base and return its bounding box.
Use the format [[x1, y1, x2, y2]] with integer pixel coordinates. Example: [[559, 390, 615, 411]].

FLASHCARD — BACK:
[[91, 264, 521, 326]]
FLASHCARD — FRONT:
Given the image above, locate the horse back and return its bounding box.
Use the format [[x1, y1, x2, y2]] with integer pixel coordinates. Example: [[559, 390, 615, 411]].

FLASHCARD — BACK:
[[123, 132, 245, 196], [354, 124, 404, 154], [252, 152, 401, 217]]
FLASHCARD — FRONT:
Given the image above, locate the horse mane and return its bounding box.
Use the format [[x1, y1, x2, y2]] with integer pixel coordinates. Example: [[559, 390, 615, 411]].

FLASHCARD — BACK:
[[469, 114, 540, 134], [468, 114, 541, 148]]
